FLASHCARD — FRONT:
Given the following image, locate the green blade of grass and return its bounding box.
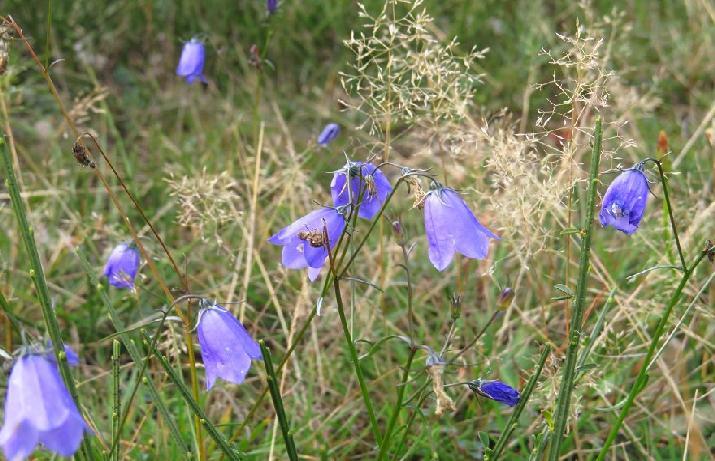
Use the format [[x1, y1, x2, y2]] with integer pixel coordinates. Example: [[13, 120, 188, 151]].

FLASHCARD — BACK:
[[259, 340, 299, 461], [142, 331, 243, 461], [1, 137, 92, 460]]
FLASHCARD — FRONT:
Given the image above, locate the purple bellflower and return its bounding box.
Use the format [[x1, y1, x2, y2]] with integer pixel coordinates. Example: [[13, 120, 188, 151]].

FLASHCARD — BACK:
[[467, 379, 520, 407], [197, 302, 262, 389], [176, 38, 207, 84], [0, 347, 89, 461], [423, 186, 499, 271], [268, 206, 347, 281], [599, 165, 649, 235], [103, 243, 140, 289], [331, 161, 392, 220], [267, 0, 279, 14], [317, 123, 340, 146]]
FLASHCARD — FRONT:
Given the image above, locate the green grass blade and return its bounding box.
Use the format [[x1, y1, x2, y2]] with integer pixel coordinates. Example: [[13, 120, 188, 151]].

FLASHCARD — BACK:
[[1, 137, 92, 459], [142, 331, 243, 461], [259, 340, 299, 461]]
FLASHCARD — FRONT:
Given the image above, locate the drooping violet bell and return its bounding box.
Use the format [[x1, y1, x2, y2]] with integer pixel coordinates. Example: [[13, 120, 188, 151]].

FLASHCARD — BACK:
[[196, 302, 262, 389], [103, 243, 140, 289], [423, 186, 499, 271], [598, 165, 649, 235], [331, 161, 392, 220], [268, 206, 346, 281], [0, 346, 90, 461], [176, 38, 207, 84]]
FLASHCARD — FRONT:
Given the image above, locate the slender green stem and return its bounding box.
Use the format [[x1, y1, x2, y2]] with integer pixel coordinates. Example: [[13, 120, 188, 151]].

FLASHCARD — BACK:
[[260, 340, 299, 461], [647, 158, 687, 271], [548, 118, 602, 460], [391, 379, 431, 461], [378, 347, 415, 460], [575, 289, 615, 383], [332, 274, 382, 446], [75, 248, 189, 456], [595, 250, 709, 460], [143, 332, 242, 461], [111, 339, 121, 461], [1, 138, 91, 460], [230, 176, 402, 447], [488, 346, 551, 460]]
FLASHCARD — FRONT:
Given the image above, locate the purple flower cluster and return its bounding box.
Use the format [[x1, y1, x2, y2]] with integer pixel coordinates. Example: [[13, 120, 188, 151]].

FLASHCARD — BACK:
[[269, 159, 502, 278], [0, 347, 90, 461]]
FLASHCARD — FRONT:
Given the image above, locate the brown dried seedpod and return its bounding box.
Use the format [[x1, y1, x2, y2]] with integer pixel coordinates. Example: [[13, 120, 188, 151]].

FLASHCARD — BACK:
[[72, 141, 96, 168]]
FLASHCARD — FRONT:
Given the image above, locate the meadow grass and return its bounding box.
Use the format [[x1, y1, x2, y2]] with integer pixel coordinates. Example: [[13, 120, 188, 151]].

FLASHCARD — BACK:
[[1, 0, 714, 459]]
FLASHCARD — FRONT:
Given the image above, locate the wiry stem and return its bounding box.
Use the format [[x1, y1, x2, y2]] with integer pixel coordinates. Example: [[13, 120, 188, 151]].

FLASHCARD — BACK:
[[5, 17, 205, 458], [595, 249, 710, 460], [548, 118, 602, 459], [330, 253, 382, 447], [260, 340, 299, 460], [487, 346, 551, 460], [1, 137, 92, 459], [642, 157, 687, 271], [378, 347, 415, 460]]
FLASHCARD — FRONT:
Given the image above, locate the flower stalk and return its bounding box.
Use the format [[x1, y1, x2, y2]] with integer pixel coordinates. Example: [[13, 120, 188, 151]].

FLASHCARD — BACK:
[[548, 117, 602, 459], [596, 247, 711, 460], [260, 340, 299, 461], [1, 138, 91, 460]]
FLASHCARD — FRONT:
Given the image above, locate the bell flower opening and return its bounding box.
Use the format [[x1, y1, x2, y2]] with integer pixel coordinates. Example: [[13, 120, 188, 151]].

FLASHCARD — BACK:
[[176, 38, 207, 84], [103, 243, 140, 289], [423, 187, 499, 271], [467, 379, 520, 407], [197, 303, 262, 390], [598, 166, 649, 235], [268, 206, 346, 281], [330, 161, 392, 220], [0, 348, 89, 461]]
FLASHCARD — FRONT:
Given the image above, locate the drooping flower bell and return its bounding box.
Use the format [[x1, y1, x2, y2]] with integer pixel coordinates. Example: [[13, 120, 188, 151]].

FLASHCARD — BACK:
[[176, 38, 207, 84], [268, 207, 347, 281], [331, 161, 392, 220], [423, 186, 499, 271], [467, 379, 520, 407], [598, 165, 649, 235], [0, 347, 90, 461], [103, 243, 140, 289], [317, 123, 340, 146], [196, 302, 262, 389], [266, 0, 278, 14]]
